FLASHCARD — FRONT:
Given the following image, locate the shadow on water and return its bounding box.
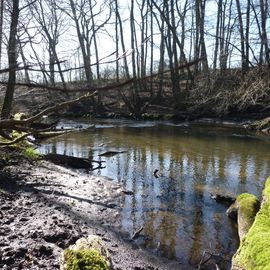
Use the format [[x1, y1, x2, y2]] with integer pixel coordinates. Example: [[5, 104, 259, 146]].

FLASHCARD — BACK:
[[39, 119, 270, 269]]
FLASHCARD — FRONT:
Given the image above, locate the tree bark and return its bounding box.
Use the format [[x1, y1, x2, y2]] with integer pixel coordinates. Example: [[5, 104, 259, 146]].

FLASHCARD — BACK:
[[0, 0, 4, 68], [1, 0, 20, 119]]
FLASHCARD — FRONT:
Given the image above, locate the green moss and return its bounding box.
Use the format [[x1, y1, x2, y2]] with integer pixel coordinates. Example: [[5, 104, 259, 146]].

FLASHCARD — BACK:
[[232, 177, 270, 270], [237, 193, 260, 222], [23, 147, 39, 160], [64, 249, 109, 270]]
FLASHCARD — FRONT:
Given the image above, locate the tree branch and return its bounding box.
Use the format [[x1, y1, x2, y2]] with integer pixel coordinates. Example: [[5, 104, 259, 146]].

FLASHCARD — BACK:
[[0, 133, 30, 146], [0, 91, 97, 130]]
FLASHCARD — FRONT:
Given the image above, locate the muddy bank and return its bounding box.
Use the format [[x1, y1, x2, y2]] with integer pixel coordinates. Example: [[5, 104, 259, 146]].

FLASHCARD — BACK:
[[0, 159, 181, 270]]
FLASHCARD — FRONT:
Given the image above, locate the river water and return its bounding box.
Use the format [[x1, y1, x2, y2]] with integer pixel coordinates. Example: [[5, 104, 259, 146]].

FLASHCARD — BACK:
[[39, 119, 270, 269]]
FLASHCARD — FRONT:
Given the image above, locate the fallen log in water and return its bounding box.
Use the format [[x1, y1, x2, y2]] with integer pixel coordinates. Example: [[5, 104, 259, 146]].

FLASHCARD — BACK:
[[33, 130, 74, 140], [98, 150, 126, 157], [43, 153, 105, 170]]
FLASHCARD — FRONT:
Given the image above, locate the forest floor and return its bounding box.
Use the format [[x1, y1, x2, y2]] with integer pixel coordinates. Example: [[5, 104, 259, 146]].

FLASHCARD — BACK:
[[0, 157, 182, 270]]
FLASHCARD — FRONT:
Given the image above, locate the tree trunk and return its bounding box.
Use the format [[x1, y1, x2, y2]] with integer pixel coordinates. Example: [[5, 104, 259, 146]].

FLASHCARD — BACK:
[[235, 0, 248, 72], [69, 0, 92, 86], [260, 0, 269, 65], [1, 0, 20, 119], [213, 0, 222, 70], [18, 38, 30, 84], [0, 0, 4, 68]]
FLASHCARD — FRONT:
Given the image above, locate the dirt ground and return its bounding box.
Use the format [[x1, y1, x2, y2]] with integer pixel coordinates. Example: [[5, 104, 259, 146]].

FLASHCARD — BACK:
[[0, 158, 182, 270]]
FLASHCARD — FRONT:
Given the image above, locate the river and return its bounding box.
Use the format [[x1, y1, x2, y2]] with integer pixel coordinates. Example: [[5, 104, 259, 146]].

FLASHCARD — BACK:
[[39, 118, 270, 269]]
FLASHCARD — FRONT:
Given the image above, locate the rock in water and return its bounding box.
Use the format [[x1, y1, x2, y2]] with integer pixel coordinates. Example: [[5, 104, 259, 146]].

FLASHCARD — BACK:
[[231, 178, 270, 270], [226, 193, 260, 240], [60, 235, 112, 270]]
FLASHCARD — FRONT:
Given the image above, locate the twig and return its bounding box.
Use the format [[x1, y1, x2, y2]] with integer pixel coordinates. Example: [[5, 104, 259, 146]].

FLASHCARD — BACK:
[[197, 250, 222, 269], [132, 226, 144, 240]]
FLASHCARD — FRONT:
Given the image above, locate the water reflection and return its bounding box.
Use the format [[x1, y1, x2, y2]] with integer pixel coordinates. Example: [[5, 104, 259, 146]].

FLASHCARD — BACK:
[[39, 120, 270, 269]]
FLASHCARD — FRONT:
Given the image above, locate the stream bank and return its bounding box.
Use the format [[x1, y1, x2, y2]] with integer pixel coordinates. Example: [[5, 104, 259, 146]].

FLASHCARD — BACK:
[[0, 158, 181, 270]]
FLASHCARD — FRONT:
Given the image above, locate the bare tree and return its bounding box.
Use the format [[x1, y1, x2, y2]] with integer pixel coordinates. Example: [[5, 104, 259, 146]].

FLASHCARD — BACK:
[[30, 0, 67, 88]]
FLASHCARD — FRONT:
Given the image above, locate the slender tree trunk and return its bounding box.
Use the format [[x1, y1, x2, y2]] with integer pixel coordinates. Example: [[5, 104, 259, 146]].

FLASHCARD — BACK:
[[69, 0, 92, 86], [0, 0, 4, 68], [49, 49, 55, 85], [115, 0, 119, 82], [235, 0, 248, 72], [115, 3, 129, 79], [170, 0, 180, 101], [89, 0, 100, 80], [1, 0, 20, 119], [213, 0, 222, 70], [153, 6, 165, 101], [148, 0, 154, 98], [260, 0, 269, 65], [199, 0, 208, 72], [130, 0, 140, 112], [245, 0, 250, 71], [18, 38, 30, 83]]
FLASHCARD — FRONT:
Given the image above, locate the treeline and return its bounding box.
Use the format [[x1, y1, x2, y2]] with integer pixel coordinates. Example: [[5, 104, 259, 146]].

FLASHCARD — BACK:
[[0, 0, 269, 119]]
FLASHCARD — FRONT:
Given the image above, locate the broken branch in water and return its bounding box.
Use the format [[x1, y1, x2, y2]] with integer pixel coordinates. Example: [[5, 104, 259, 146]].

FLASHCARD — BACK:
[[197, 250, 222, 270], [132, 226, 144, 240]]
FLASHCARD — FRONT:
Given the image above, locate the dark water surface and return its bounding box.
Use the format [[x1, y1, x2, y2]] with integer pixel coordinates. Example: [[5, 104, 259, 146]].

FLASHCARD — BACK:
[[39, 119, 270, 269]]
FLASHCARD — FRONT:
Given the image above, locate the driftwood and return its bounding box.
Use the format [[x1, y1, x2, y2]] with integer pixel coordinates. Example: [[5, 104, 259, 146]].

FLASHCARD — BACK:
[[98, 151, 126, 157], [209, 193, 236, 206], [43, 153, 105, 170], [33, 130, 73, 140]]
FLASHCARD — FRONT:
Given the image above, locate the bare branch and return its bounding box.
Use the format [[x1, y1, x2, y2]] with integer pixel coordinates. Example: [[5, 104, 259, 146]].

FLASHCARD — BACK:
[[0, 91, 97, 130], [0, 133, 31, 146]]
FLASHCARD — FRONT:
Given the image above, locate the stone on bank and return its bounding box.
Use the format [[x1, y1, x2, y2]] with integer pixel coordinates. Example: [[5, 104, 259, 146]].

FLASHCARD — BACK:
[[60, 235, 112, 270], [227, 193, 260, 240]]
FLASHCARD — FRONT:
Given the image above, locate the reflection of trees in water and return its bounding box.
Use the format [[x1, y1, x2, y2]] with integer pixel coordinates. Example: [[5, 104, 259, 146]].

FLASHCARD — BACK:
[[39, 125, 270, 265]]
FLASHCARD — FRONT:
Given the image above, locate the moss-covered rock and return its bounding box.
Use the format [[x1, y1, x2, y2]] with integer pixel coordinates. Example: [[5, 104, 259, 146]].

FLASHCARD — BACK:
[[231, 177, 270, 270], [63, 249, 109, 270], [60, 235, 111, 270], [227, 193, 260, 240]]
